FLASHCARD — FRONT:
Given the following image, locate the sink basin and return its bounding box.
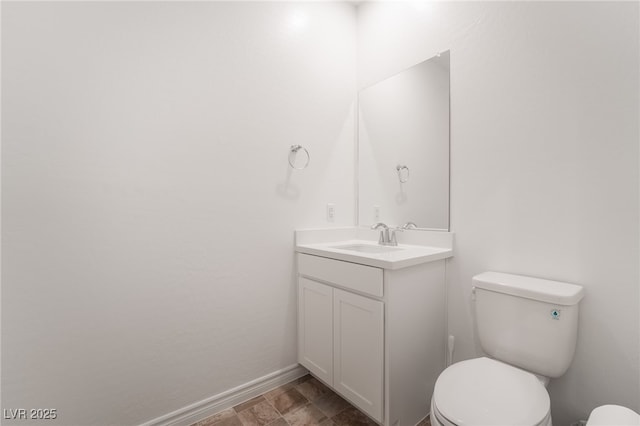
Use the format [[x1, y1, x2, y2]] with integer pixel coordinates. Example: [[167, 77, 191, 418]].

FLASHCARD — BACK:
[[331, 244, 403, 254]]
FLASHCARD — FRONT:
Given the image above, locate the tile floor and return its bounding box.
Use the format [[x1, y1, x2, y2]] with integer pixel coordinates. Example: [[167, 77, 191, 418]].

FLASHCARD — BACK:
[[192, 374, 431, 426]]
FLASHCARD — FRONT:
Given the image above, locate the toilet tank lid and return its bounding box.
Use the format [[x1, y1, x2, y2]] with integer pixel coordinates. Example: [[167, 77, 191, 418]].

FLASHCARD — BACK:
[[473, 272, 585, 306]]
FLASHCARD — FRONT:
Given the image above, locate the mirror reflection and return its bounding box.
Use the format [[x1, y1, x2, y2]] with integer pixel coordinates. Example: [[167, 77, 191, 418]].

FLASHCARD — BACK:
[[358, 51, 450, 230]]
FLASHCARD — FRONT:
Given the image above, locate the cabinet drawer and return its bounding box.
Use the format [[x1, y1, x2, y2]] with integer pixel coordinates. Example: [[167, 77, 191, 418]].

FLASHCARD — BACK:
[[297, 254, 383, 298]]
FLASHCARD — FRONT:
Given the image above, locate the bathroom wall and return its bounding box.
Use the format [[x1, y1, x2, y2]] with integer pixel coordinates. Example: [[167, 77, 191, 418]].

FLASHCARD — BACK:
[[1, 2, 355, 425], [357, 2, 639, 425]]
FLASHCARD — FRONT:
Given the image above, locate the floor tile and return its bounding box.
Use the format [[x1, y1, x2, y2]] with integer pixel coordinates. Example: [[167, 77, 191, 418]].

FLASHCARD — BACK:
[[264, 419, 288, 426], [237, 401, 281, 426], [284, 403, 327, 426], [296, 374, 313, 384], [195, 374, 425, 426], [313, 393, 351, 418], [296, 377, 331, 402], [330, 406, 378, 426], [264, 382, 296, 401], [214, 417, 244, 426], [193, 408, 238, 426], [271, 388, 309, 416], [234, 396, 266, 413]]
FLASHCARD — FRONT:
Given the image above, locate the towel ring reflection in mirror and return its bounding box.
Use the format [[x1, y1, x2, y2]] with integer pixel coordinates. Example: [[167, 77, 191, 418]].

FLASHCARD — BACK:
[[396, 164, 410, 183], [289, 145, 310, 170]]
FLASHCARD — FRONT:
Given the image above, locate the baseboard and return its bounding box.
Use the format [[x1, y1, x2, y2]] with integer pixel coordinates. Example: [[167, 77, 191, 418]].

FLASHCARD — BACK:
[[140, 364, 309, 426]]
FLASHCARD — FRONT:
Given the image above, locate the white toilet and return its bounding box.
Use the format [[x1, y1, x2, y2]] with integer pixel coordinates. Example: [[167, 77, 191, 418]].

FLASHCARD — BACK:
[[587, 405, 640, 425], [430, 271, 585, 426]]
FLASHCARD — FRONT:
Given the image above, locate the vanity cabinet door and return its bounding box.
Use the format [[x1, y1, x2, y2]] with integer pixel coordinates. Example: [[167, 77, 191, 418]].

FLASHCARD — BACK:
[[333, 288, 384, 423], [298, 277, 333, 385]]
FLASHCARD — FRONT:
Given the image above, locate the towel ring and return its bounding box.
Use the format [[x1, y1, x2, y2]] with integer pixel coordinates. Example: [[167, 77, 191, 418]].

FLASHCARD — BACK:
[[289, 145, 310, 170], [396, 164, 410, 183]]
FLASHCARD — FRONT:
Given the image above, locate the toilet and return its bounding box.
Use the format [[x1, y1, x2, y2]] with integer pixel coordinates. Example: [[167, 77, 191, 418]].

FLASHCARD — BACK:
[[430, 271, 585, 426], [586, 405, 640, 425]]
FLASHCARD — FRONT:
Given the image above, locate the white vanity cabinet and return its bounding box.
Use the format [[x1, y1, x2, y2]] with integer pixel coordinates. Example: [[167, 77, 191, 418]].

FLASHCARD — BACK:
[[297, 252, 447, 426], [298, 254, 384, 421]]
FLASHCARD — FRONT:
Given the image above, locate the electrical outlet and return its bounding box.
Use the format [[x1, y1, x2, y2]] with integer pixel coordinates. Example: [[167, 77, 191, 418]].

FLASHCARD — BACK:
[[326, 203, 335, 222], [373, 205, 380, 222]]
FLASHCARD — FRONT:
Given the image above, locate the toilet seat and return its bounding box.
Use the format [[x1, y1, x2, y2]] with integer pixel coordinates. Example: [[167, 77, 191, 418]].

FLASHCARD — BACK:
[[432, 357, 551, 426]]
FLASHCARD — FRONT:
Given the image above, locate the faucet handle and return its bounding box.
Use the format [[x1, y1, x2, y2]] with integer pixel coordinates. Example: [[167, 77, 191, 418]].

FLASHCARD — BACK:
[[390, 229, 399, 246], [389, 226, 405, 246], [401, 221, 418, 230]]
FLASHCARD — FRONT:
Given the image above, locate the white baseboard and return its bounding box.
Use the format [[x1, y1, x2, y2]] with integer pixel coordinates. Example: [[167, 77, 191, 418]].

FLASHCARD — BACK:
[[140, 364, 309, 426]]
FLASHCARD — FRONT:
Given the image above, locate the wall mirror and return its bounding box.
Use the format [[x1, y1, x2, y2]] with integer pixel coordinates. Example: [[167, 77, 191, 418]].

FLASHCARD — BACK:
[[357, 51, 450, 231]]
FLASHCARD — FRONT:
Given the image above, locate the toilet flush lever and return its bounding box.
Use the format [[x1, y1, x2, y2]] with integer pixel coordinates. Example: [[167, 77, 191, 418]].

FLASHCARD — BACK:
[[471, 287, 477, 301]]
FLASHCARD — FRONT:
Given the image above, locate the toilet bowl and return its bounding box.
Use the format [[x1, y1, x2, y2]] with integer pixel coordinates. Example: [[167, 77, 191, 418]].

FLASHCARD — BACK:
[[430, 357, 552, 426], [430, 272, 585, 426], [586, 405, 640, 425]]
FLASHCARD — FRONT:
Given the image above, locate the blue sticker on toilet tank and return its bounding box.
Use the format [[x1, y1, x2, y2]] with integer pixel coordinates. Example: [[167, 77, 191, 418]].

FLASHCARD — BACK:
[[551, 309, 561, 320]]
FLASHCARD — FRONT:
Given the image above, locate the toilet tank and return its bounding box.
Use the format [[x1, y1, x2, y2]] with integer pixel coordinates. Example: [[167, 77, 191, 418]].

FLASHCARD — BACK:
[[473, 271, 585, 378]]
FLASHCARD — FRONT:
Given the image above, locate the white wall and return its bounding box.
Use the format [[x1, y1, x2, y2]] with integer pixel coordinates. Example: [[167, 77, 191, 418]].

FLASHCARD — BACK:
[[1, 2, 355, 425], [357, 2, 639, 425]]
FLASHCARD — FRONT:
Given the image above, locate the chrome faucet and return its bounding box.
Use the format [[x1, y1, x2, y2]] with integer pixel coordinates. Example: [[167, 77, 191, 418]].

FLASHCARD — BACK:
[[401, 221, 418, 230], [371, 222, 401, 246], [371, 223, 389, 245]]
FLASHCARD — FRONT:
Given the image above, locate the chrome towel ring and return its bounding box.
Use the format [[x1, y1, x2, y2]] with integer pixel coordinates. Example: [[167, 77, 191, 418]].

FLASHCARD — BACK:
[[396, 164, 410, 183], [289, 145, 310, 170]]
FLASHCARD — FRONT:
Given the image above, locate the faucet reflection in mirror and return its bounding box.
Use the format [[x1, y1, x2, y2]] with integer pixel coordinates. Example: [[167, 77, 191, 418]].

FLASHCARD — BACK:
[[358, 51, 450, 231]]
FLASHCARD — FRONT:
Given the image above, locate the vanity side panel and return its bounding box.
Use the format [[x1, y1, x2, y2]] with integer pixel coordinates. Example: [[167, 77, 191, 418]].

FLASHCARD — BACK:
[[386, 260, 446, 426]]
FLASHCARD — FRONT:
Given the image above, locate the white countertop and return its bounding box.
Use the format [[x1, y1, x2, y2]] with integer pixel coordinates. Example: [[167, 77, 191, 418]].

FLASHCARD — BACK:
[[296, 239, 453, 270]]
